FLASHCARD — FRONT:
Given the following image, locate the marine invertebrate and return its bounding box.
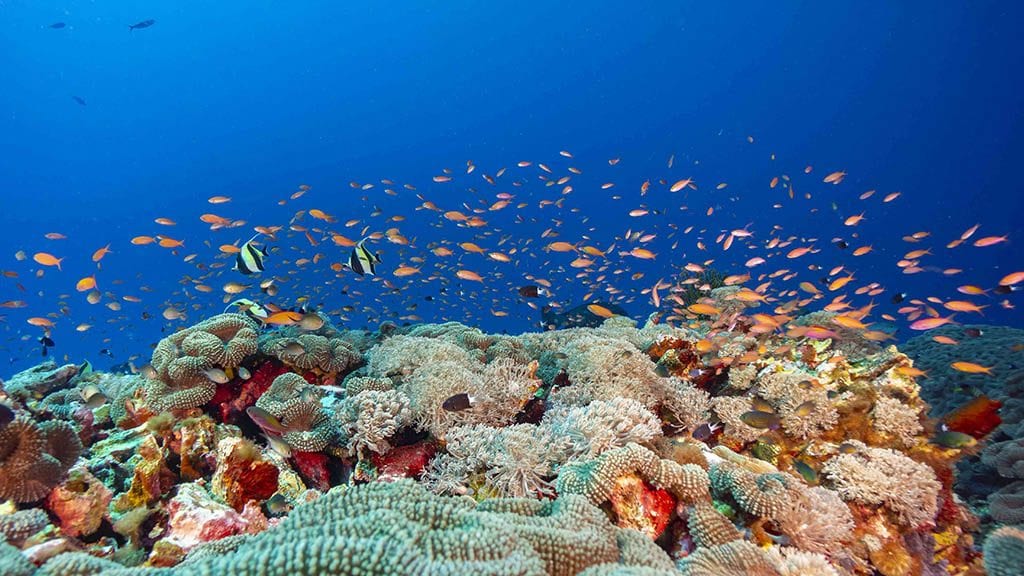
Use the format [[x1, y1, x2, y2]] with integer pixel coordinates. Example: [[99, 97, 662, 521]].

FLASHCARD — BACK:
[[685, 501, 743, 547], [365, 334, 477, 379], [709, 460, 794, 520], [262, 333, 361, 375], [541, 397, 663, 460], [711, 396, 764, 444], [820, 441, 940, 528], [45, 467, 112, 538], [424, 423, 566, 498], [870, 396, 923, 447], [338, 388, 412, 456], [562, 335, 667, 409], [677, 540, 781, 576], [660, 377, 712, 431], [989, 481, 1024, 525], [401, 358, 538, 438], [0, 508, 49, 546], [556, 442, 710, 506], [254, 373, 336, 452], [0, 540, 35, 576], [984, 525, 1024, 576], [982, 437, 1024, 478], [342, 374, 394, 396], [773, 485, 854, 554], [2, 361, 79, 401], [147, 313, 260, 411], [0, 417, 82, 503], [95, 479, 670, 575]]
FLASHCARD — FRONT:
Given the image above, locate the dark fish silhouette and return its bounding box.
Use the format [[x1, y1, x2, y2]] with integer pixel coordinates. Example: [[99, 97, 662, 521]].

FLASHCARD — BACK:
[[0, 404, 13, 428], [49, 22, 66, 29], [129, 19, 155, 31], [442, 393, 474, 412], [72, 96, 86, 106]]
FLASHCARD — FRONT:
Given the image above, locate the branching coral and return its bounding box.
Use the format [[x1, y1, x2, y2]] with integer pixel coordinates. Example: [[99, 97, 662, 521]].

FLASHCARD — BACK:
[[147, 314, 259, 411], [254, 373, 336, 452], [820, 441, 940, 528], [0, 417, 82, 503]]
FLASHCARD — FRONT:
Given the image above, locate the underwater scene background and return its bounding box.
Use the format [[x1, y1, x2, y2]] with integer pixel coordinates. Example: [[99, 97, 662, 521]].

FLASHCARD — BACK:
[[2, 2, 1024, 575]]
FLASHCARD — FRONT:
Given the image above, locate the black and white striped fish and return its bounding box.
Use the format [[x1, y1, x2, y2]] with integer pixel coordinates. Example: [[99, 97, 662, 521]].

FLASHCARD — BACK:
[[348, 239, 382, 276], [235, 235, 269, 275]]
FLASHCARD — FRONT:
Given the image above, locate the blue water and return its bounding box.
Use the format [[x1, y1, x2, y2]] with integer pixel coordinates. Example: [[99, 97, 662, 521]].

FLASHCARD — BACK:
[[2, 2, 1023, 372]]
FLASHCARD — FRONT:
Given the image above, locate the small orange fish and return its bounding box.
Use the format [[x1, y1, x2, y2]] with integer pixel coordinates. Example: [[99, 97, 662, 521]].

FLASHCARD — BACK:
[[33, 252, 63, 270], [950, 361, 993, 375], [75, 275, 97, 292], [587, 303, 616, 318], [973, 235, 1008, 247], [92, 244, 112, 262], [456, 270, 483, 282]]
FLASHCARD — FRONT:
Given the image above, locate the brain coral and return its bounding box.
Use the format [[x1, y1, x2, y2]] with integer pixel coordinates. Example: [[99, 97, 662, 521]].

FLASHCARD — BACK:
[[0, 417, 82, 503], [147, 313, 259, 411]]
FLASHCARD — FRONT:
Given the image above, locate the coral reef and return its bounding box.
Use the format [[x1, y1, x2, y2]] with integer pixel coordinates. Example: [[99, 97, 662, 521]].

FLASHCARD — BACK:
[[0, 313, 991, 575]]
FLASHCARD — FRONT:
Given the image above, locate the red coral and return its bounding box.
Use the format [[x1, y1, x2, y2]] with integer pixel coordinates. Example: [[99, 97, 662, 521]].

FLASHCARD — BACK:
[[291, 451, 330, 491], [943, 395, 1002, 439], [371, 441, 437, 481]]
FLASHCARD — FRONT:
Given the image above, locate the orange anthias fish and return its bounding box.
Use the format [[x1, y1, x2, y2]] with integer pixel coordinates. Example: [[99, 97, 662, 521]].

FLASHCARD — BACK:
[[943, 395, 1002, 439], [950, 361, 993, 375]]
